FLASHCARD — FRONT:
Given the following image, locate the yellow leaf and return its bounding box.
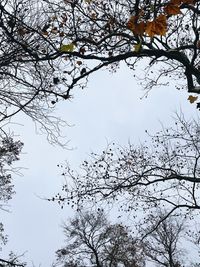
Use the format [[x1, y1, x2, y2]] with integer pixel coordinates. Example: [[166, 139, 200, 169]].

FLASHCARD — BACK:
[[60, 43, 75, 52], [134, 42, 142, 52], [188, 95, 198, 103]]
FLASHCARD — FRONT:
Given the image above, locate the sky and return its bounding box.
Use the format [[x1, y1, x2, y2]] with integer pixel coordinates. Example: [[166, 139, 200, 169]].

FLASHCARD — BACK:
[[1, 63, 198, 266]]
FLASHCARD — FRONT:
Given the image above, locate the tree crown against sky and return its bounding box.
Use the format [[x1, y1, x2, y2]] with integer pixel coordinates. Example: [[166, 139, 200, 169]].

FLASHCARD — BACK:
[[55, 210, 200, 267], [53, 114, 200, 230], [141, 210, 186, 267], [56, 210, 143, 267], [0, 0, 200, 140], [43, 0, 200, 96], [0, 0, 200, 265]]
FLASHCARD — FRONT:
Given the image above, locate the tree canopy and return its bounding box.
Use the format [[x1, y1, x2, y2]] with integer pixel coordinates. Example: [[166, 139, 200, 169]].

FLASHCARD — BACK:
[[0, 136, 23, 211], [55, 210, 144, 267], [141, 211, 185, 267], [1, 0, 200, 265], [43, 0, 200, 97], [0, 135, 23, 266], [55, 210, 200, 267], [0, 0, 199, 137]]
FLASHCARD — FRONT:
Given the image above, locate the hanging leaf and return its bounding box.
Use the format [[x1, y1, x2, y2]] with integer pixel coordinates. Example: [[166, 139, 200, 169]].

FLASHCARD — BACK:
[[60, 43, 75, 52], [51, 27, 58, 34], [59, 32, 65, 37], [18, 27, 28, 36], [76, 61, 82, 65], [42, 31, 48, 36], [127, 16, 145, 36], [164, 3, 182, 15], [134, 41, 142, 52], [145, 21, 156, 37], [80, 47, 86, 54], [146, 14, 167, 37], [196, 40, 200, 49], [135, 21, 146, 35], [155, 14, 167, 36], [127, 16, 137, 32], [188, 95, 198, 103]]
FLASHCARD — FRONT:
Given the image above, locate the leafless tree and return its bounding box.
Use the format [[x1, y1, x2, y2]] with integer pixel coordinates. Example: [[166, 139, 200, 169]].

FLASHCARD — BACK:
[[53, 114, 200, 228], [0, 0, 73, 143], [54, 210, 200, 267], [55, 210, 144, 267], [141, 211, 185, 267]]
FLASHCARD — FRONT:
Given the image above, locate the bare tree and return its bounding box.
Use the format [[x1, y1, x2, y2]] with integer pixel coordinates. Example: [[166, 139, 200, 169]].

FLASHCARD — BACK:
[[55, 210, 144, 267], [141, 211, 185, 267], [53, 114, 200, 227], [0, 0, 72, 143], [54, 210, 200, 267]]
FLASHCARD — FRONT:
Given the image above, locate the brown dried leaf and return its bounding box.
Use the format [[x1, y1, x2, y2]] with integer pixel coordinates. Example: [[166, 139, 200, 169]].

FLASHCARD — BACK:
[[188, 95, 198, 103]]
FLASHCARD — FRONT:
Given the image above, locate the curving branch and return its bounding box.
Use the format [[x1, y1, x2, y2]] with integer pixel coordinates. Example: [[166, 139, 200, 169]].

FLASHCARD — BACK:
[[52, 114, 200, 227]]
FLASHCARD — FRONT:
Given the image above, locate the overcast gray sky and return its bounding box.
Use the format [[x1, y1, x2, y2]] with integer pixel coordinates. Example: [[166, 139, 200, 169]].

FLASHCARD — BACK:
[[1, 63, 197, 266]]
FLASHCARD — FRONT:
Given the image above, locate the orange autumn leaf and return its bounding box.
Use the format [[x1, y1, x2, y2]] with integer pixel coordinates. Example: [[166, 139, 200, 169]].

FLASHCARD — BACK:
[[135, 21, 146, 35], [127, 16, 145, 35], [145, 15, 167, 37], [127, 16, 136, 31], [164, 3, 182, 15], [145, 21, 156, 37], [156, 14, 167, 35]]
